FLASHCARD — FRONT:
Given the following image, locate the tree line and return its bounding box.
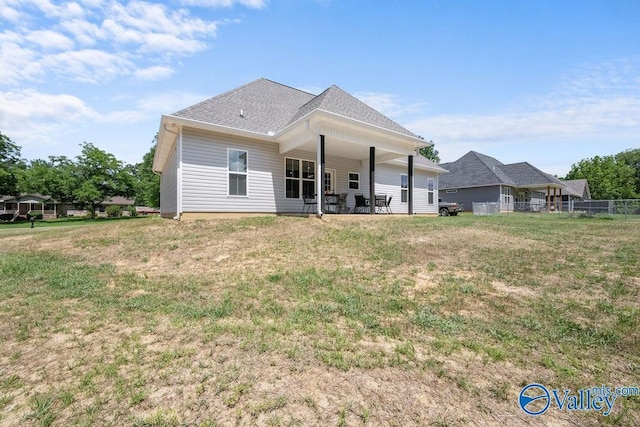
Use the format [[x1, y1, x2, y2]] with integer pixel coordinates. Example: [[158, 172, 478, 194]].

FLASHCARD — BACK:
[[565, 148, 640, 200], [2, 128, 638, 206], [0, 131, 159, 215]]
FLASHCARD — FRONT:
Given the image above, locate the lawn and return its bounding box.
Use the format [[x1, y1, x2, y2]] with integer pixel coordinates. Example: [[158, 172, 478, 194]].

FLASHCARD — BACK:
[[0, 214, 638, 426]]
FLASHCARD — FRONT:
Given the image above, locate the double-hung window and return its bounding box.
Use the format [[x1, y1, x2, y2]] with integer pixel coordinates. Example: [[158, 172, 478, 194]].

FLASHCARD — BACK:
[[228, 149, 248, 196], [401, 174, 408, 203], [427, 178, 435, 204], [285, 158, 315, 198], [348, 172, 360, 190]]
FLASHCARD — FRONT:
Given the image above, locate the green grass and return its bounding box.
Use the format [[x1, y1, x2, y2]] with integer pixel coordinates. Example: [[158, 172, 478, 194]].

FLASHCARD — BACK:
[[0, 215, 152, 230], [0, 213, 638, 426]]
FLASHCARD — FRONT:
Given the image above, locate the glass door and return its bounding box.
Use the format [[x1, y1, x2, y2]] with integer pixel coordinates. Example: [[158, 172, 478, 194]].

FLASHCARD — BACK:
[[324, 169, 336, 194]]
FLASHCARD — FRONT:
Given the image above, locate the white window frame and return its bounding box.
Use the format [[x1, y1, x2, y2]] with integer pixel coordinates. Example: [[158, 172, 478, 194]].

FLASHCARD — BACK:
[[401, 174, 408, 203], [348, 172, 360, 190], [285, 157, 316, 199], [228, 148, 248, 197], [427, 177, 435, 205], [502, 186, 512, 205]]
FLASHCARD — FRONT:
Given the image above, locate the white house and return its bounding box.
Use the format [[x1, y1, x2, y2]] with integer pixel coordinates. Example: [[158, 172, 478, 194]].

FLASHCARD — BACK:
[[152, 78, 447, 219]]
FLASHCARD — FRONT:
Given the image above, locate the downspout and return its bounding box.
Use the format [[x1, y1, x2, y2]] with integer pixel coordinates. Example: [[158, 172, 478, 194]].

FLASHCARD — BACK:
[[163, 123, 182, 220]]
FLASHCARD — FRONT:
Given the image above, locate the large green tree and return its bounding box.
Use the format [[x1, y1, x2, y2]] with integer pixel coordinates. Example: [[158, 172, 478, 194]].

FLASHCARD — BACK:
[[615, 148, 640, 196], [418, 141, 440, 163], [73, 142, 134, 217], [133, 137, 160, 208], [0, 131, 25, 196], [565, 155, 637, 200], [19, 156, 76, 202]]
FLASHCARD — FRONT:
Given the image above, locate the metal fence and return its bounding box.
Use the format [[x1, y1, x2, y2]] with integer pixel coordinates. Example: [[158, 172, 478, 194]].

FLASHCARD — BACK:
[[473, 199, 640, 217], [472, 202, 501, 216]]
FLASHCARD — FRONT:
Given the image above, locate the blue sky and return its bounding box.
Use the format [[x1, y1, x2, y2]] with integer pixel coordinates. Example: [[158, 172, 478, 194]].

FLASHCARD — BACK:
[[1, 0, 639, 176]]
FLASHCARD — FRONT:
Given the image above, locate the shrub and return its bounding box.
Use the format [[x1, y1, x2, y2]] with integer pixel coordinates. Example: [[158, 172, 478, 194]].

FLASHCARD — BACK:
[[128, 206, 138, 217], [27, 213, 43, 220], [105, 205, 122, 217]]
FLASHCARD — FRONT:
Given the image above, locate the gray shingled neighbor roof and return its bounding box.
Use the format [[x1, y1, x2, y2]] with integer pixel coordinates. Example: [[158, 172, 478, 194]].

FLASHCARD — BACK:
[[498, 162, 564, 187], [439, 151, 564, 190], [439, 151, 515, 189], [559, 179, 590, 198], [172, 78, 419, 138]]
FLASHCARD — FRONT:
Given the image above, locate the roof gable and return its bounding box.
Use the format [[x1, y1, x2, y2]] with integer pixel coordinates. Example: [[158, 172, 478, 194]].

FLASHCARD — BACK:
[[288, 85, 418, 138], [497, 162, 564, 187], [439, 151, 515, 189], [561, 179, 591, 198], [439, 151, 564, 190]]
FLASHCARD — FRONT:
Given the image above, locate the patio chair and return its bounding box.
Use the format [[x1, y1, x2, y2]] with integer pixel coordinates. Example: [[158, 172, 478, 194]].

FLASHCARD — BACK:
[[325, 193, 339, 214], [337, 193, 348, 213], [385, 195, 393, 214], [353, 194, 369, 214], [302, 195, 317, 215], [374, 194, 387, 214]]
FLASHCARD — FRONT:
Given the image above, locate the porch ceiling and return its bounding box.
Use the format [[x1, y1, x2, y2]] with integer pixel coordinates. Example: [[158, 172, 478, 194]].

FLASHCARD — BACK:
[[276, 110, 425, 162]]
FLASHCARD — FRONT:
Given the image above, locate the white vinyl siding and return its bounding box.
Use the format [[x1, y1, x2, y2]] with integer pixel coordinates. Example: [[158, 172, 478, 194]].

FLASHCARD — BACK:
[[375, 164, 438, 214], [160, 144, 178, 215], [178, 128, 440, 214]]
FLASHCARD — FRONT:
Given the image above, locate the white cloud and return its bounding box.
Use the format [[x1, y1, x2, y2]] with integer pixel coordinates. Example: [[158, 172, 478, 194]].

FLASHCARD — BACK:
[[59, 19, 101, 45], [28, 0, 86, 19], [41, 49, 134, 82], [181, 0, 267, 8], [0, 0, 229, 85], [0, 0, 22, 22], [0, 41, 44, 83], [134, 65, 174, 80], [25, 30, 75, 50], [0, 89, 98, 149]]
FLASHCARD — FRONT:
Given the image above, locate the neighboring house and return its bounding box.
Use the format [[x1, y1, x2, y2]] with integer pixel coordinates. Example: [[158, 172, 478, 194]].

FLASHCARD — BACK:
[[152, 78, 447, 219], [547, 179, 591, 202], [0, 194, 58, 219], [66, 196, 136, 217], [438, 151, 566, 212]]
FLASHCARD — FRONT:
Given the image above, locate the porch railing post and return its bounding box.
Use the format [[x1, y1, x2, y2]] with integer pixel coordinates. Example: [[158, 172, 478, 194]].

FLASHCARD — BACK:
[[408, 154, 414, 215], [317, 135, 325, 217], [369, 147, 375, 215]]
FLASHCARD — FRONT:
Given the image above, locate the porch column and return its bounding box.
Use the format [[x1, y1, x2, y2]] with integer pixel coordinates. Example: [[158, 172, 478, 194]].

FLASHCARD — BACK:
[[559, 188, 563, 212], [317, 135, 325, 216], [553, 187, 557, 211], [547, 185, 551, 212], [408, 155, 414, 215], [369, 147, 375, 215]]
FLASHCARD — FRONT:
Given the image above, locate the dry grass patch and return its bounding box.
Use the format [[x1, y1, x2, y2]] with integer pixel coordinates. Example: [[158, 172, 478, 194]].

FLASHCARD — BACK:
[[1, 214, 638, 426]]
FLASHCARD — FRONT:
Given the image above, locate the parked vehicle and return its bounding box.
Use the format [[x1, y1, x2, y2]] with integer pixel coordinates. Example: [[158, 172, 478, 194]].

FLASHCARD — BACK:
[[438, 199, 463, 216]]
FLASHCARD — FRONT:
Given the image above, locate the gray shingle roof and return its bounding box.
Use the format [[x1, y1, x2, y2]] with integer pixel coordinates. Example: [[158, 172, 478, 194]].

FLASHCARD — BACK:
[[173, 79, 315, 135], [172, 78, 419, 138], [288, 85, 419, 137], [439, 151, 564, 190], [559, 179, 590, 198], [497, 162, 564, 187], [439, 151, 515, 189]]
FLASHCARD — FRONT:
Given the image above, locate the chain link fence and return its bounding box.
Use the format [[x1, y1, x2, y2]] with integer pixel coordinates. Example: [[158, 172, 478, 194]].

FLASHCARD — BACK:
[[473, 199, 640, 217]]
